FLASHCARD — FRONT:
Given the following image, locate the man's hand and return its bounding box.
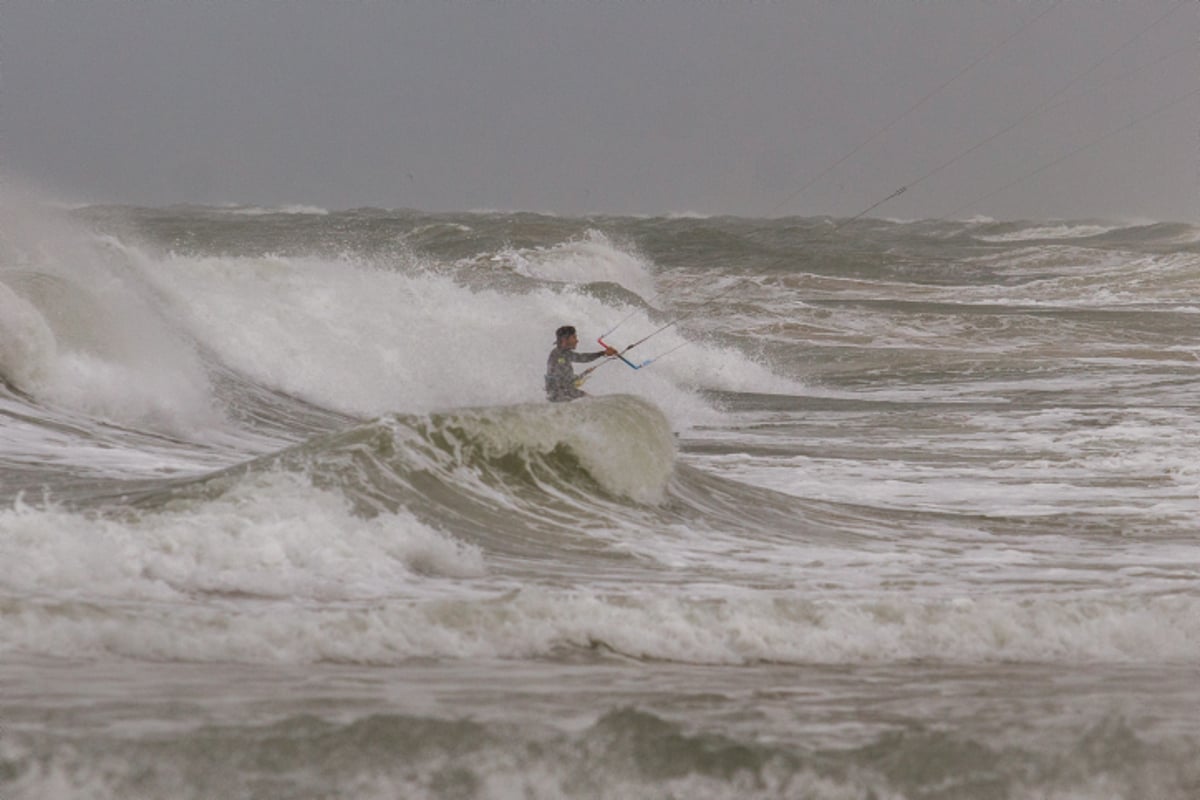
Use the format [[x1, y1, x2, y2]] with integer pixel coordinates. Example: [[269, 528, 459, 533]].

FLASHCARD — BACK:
[[603, 346, 619, 357]]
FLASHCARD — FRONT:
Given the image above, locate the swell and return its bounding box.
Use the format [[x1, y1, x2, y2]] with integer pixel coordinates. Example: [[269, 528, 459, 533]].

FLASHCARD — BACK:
[[4, 701, 1197, 800], [97, 396, 679, 558], [103, 394, 828, 557]]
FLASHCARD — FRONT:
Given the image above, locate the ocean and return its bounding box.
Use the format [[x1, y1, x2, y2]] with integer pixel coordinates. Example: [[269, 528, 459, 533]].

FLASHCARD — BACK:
[[1, 202, 1198, 799]]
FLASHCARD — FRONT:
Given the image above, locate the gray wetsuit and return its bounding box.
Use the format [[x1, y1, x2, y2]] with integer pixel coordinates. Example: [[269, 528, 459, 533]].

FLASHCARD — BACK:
[[545, 346, 606, 402]]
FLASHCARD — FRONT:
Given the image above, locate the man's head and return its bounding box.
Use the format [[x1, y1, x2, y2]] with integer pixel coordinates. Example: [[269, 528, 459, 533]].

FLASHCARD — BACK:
[[555, 325, 578, 348]]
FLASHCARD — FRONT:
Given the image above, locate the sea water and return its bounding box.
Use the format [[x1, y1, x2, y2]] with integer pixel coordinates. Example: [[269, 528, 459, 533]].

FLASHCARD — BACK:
[[2, 199, 1199, 798]]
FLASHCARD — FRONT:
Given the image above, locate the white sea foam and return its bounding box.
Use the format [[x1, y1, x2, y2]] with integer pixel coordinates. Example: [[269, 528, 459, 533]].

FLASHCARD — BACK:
[[0, 471, 484, 604], [5, 581, 1198, 666]]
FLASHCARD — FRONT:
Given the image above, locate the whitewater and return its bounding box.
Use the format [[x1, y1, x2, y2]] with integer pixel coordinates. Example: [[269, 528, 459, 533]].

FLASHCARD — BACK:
[[2, 199, 1199, 799]]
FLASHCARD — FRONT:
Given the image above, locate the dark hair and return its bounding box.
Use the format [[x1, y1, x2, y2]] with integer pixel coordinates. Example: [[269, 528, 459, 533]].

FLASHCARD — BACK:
[[555, 325, 576, 341]]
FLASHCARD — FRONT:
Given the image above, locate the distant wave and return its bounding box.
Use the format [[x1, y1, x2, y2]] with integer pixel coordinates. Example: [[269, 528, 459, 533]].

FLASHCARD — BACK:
[[218, 204, 331, 216], [974, 222, 1122, 242]]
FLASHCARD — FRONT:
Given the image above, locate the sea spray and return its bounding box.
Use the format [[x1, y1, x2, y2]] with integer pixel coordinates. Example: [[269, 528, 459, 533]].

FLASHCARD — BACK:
[[0, 204, 219, 434]]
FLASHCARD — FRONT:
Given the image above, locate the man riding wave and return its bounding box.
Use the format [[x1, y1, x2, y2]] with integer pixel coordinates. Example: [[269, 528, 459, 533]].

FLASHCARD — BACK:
[[545, 325, 618, 402]]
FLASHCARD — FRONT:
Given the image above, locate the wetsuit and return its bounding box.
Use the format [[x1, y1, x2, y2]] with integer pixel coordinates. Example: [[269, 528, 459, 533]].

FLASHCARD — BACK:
[[545, 345, 607, 402]]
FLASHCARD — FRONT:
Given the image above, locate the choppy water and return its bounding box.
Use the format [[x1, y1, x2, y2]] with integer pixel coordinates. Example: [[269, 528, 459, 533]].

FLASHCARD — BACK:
[[2, 200, 1199, 798]]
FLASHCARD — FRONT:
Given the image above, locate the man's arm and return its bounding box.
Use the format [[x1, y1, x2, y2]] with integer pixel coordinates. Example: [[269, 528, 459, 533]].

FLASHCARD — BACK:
[[567, 350, 608, 363]]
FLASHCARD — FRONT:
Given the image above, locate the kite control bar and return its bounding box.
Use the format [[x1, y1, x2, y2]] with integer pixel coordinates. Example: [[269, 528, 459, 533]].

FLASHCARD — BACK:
[[597, 335, 652, 370], [577, 309, 699, 386]]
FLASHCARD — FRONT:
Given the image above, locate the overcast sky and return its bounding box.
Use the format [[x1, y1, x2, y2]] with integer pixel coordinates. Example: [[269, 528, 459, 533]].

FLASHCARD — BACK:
[[3, 0, 1197, 221]]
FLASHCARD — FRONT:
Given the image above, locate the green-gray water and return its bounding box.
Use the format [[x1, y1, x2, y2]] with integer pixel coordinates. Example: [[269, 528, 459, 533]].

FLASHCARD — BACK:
[[3, 204, 1199, 798]]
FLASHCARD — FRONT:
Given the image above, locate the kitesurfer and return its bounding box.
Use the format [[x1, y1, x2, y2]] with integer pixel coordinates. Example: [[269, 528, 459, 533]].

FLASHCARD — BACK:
[[545, 325, 618, 402]]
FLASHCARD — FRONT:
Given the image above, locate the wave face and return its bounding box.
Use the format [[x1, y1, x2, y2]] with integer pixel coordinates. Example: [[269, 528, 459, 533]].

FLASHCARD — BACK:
[[3, 200, 1200, 798]]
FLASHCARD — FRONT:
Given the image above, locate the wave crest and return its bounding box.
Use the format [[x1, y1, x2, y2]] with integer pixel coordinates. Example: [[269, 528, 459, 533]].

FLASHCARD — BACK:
[[290, 394, 677, 510]]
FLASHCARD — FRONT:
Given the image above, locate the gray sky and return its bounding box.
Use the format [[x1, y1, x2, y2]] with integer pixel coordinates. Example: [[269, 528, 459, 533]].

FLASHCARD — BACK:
[[3, 0, 1197, 221]]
